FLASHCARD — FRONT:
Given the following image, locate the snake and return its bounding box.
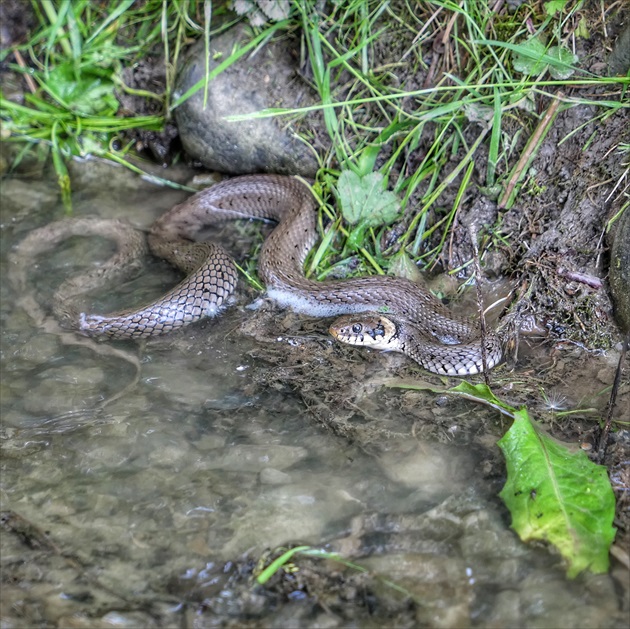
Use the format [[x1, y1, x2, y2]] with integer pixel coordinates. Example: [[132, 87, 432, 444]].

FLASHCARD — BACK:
[[10, 174, 502, 376]]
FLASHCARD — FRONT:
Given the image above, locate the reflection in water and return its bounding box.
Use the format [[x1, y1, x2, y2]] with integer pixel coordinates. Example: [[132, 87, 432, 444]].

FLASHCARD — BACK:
[[0, 165, 626, 627]]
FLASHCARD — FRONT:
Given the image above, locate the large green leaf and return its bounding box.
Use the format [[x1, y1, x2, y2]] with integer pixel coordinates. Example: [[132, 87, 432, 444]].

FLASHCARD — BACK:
[[336, 170, 400, 226], [498, 407, 616, 578], [336, 170, 401, 251], [387, 381, 617, 578]]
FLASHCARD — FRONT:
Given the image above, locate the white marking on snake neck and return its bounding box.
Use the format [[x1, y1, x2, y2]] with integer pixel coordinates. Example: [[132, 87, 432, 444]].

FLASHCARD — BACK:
[[266, 287, 383, 318]]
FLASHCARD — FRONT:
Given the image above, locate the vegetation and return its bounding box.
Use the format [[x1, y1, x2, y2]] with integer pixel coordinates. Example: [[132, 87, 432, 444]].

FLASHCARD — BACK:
[[1, 1, 227, 208], [2, 2, 627, 264]]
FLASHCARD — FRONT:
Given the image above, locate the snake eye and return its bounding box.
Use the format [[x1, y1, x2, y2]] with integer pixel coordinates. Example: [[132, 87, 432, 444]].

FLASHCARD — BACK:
[[352, 323, 362, 334]]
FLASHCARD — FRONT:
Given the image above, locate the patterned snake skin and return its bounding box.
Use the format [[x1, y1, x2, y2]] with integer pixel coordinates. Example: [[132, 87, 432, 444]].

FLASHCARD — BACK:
[[10, 174, 502, 375]]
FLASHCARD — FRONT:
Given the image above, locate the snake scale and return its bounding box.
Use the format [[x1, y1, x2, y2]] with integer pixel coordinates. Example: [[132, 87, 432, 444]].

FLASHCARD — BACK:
[[11, 174, 502, 375]]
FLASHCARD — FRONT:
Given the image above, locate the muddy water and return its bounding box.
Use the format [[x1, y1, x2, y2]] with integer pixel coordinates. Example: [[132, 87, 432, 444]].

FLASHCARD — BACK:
[[1, 161, 627, 628]]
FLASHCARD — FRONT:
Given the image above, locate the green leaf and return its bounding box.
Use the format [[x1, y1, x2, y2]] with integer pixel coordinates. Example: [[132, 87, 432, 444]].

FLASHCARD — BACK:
[[547, 46, 579, 79], [386, 380, 617, 578], [511, 37, 578, 79], [336, 170, 400, 226], [498, 408, 616, 578], [387, 249, 422, 282], [576, 17, 590, 39], [544, 0, 568, 16], [512, 37, 548, 76], [346, 221, 370, 251]]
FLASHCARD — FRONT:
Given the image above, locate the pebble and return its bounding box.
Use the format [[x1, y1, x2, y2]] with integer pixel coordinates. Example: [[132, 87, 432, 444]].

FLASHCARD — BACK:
[[99, 611, 158, 628], [197, 444, 308, 472], [11, 333, 61, 365], [221, 483, 359, 555], [142, 362, 229, 407], [259, 467, 292, 485], [378, 445, 472, 498]]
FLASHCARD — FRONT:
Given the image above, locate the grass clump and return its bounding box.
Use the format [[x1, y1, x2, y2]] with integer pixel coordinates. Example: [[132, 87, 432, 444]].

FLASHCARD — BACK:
[[1, 0, 238, 208], [278, 1, 629, 277], [2, 0, 628, 269]]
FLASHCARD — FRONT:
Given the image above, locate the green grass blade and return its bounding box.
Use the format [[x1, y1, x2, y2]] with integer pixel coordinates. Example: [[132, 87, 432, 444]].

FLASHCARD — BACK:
[[50, 120, 72, 212], [256, 546, 312, 585], [487, 87, 501, 186], [85, 0, 135, 45]]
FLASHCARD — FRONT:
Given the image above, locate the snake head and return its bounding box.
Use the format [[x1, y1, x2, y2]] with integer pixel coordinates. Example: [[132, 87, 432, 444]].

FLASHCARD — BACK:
[[329, 314, 399, 351]]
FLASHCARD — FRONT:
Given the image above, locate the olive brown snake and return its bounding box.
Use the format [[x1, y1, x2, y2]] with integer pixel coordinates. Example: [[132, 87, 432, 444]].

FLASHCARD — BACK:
[[10, 174, 502, 376]]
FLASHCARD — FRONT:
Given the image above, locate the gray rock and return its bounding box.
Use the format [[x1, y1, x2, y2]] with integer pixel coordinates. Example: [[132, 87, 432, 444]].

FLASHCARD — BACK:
[[609, 207, 630, 334], [174, 25, 322, 176], [609, 22, 630, 76]]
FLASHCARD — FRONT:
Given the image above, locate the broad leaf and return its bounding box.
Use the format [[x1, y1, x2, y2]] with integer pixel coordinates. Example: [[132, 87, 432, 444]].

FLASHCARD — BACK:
[[387, 381, 617, 578], [546, 46, 579, 79], [512, 37, 548, 75], [336, 170, 400, 226], [544, 0, 569, 16], [387, 250, 422, 282], [512, 37, 578, 79], [498, 408, 616, 578]]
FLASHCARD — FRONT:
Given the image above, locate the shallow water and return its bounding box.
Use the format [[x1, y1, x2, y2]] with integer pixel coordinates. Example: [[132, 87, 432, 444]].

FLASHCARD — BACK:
[[1, 159, 627, 628]]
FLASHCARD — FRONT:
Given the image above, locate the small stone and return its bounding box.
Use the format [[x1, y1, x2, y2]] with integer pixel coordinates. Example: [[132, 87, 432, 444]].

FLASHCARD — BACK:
[[259, 467, 292, 485], [142, 362, 230, 407], [484, 589, 521, 627], [198, 444, 307, 472], [221, 483, 357, 555], [194, 433, 227, 451], [80, 439, 135, 471], [147, 443, 190, 466], [99, 611, 158, 628], [378, 445, 472, 498], [39, 365, 105, 386], [12, 333, 61, 364], [0, 177, 59, 216]]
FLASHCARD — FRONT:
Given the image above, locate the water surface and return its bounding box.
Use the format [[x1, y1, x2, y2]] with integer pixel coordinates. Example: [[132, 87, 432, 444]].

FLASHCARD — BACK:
[[1, 159, 627, 627]]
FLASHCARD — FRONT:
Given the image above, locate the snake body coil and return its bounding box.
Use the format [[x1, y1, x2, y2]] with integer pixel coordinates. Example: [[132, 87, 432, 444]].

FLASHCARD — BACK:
[[11, 175, 502, 375]]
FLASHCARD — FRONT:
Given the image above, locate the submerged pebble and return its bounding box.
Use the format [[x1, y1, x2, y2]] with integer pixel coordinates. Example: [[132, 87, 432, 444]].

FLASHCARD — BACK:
[[259, 467, 292, 485], [142, 362, 233, 407], [221, 483, 360, 556], [198, 444, 308, 473], [11, 333, 61, 365], [378, 444, 473, 499]]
